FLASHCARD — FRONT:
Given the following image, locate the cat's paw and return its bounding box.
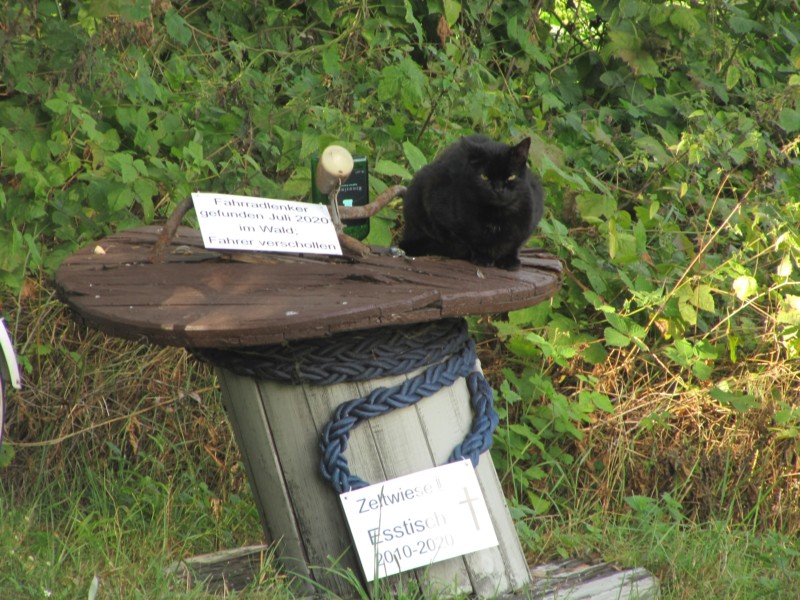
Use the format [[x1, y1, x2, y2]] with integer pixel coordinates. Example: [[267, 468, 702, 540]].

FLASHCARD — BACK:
[[494, 255, 522, 270]]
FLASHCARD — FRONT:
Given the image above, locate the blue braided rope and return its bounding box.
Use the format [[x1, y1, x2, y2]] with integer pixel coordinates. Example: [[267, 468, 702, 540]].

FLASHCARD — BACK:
[[318, 330, 499, 494], [194, 318, 499, 494]]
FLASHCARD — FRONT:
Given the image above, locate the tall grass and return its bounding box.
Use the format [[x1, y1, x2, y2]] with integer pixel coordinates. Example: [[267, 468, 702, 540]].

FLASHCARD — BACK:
[[1, 281, 266, 598]]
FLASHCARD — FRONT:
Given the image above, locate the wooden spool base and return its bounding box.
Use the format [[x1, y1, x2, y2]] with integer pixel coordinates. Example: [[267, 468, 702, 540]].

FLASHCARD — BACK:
[[215, 354, 530, 598], [167, 545, 659, 599]]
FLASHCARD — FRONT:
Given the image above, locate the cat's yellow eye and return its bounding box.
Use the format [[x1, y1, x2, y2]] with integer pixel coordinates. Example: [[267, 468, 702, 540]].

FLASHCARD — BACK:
[[479, 173, 489, 181], [507, 174, 517, 182]]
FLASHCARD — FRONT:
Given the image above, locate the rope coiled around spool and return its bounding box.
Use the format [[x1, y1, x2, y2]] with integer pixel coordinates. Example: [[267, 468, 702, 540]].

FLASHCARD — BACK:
[[195, 319, 499, 493]]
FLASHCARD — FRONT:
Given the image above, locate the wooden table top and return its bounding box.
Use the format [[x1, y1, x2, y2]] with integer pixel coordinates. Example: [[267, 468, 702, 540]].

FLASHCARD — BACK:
[[54, 226, 561, 348]]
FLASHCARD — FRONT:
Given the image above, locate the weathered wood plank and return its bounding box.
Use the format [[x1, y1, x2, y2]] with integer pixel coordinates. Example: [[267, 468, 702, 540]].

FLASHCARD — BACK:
[[168, 548, 659, 600], [214, 370, 313, 587], [54, 226, 561, 348], [526, 559, 659, 600], [401, 361, 516, 597], [258, 375, 374, 597], [166, 545, 271, 595], [471, 454, 531, 595]]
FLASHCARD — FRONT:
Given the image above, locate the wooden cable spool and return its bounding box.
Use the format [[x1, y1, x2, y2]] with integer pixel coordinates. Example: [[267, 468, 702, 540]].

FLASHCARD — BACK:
[[55, 211, 564, 596]]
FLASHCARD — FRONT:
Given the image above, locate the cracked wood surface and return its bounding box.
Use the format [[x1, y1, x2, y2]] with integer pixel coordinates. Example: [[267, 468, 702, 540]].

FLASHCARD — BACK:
[[55, 225, 561, 348]]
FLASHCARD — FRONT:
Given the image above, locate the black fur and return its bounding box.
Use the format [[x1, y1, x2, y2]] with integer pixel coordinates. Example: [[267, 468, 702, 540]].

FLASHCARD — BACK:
[[399, 135, 544, 270]]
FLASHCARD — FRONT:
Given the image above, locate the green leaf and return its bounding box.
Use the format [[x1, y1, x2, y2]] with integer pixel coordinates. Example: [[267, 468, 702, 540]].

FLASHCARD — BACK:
[[576, 192, 617, 221], [107, 186, 135, 212], [692, 361, 713, 381], [526, 490, 552, 515], [541, 92, 565, 113], [507, 304, 550, 328], [604, 30, 660, 77], [604, 327, 631, 347], [0, 442, 15, 468], [729, 16, 758, 34], [778, 255, 793, 278], [104, 152, 136, 183], [725, 65, 741, 90], [377, 65, 404, 103], [664, 339, 694, 367], [378, 60, 428, 117], [625, 494, 657, 514], [778, 108, 800, 133], [308, 0, 334, 26], [709, 387, 757, 413], [669, 7, 701, 33], [402, 141, 428, 173], [690, 284, 715, 313], [581, 390, 614, 413], [374, 159, 412, 180], [676, 288, 698, 325], [44, 97, 69, 115], [443, 0, 461, 27], [582, 340, 608, 365], [635, 135, 669, 164], [605, 313, 646, 339], [500, 380, 522, 404], [164, 8, 192, 46], [732, 275, 758, 301], [133, 178, 158, 222], [321, 45, 341, 76], [119, 0, 151, 21], [778, 295, 800, 325], [404, 0, 424, 45], [619, 0, 648, 19]]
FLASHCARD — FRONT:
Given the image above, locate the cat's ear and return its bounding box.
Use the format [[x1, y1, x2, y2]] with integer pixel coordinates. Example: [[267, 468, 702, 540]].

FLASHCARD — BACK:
[[510, 137, 531, 169], [513, 137, 531, 158]]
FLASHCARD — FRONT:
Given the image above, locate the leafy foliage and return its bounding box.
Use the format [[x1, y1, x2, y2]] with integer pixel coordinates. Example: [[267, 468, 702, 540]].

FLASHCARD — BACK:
[[2, 0, 800, 549]]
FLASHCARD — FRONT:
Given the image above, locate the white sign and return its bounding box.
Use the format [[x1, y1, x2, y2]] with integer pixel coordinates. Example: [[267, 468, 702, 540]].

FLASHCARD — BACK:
[[191, 192, 342, 256], [340, 460, 498, 581]]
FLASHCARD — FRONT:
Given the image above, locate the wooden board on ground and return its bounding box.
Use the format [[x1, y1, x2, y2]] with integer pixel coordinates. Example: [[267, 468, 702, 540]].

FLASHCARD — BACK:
[[54, 225, 561, 348], [525, 559, 660, 600], [167, 546, 660, 600]]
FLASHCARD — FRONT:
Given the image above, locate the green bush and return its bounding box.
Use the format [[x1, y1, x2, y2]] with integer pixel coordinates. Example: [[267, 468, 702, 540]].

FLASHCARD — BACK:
[[2, 0, 799, 527]]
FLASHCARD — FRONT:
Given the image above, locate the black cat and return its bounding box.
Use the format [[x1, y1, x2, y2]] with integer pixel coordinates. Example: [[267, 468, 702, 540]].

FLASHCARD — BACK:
[[399, 135, 544, 270]]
